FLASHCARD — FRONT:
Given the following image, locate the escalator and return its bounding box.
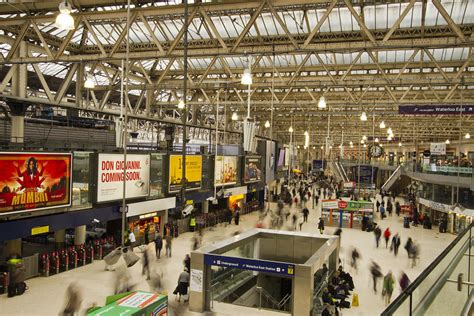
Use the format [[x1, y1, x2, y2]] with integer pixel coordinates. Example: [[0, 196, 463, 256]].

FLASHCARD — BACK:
[[381, 165, 402, 192]]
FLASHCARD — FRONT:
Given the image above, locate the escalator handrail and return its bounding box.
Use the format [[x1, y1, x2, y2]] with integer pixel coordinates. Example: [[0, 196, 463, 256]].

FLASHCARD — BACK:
[[382, 165, 402, 189]]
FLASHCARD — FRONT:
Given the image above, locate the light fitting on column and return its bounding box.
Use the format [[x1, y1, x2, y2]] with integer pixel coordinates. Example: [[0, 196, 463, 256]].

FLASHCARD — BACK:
[[231, 112, 238, 121], [379, 121, 386, 129], [264, 120, 270, 128], [360, 111, 368, 121], [55, 1, 75, 31], [241, 69, 252, 85], [84, 73, 95, 89], [288, 126, 294, 133], [318, 96, 327, 109], [177, 100, 185, 109]]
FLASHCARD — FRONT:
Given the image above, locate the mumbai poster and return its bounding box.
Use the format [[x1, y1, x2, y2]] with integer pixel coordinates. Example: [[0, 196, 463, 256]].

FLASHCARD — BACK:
[[169, 155, 202, 192], [214, 156, 238, 186], [0, 152, 72, 214]]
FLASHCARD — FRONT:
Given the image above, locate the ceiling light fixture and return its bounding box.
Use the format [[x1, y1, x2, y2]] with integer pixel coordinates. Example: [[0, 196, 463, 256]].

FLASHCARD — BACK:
[[264, 120, 270, 128], [387, 127, 393, 135], [379, 121, 386, 129], [398, 142, 402, 147], [84, 73, 95, 89], [288, 126, 294, 133], [360, 111, 368, 121], [362, 135, 367, 141], [318, 96, 327, 109], [231, 112, 238, 121], [375, 138, 379, 143], [55, 1, 75, 31], [445, 139, 450, 144], [465, 133, 471, 139], [241, 68, 252, 85], [177, 99, 185, 109]]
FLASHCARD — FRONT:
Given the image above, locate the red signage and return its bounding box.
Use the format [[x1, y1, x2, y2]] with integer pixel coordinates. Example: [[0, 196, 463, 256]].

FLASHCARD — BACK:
[[338, 201, 348, 209], [0, 152, 72, 214]]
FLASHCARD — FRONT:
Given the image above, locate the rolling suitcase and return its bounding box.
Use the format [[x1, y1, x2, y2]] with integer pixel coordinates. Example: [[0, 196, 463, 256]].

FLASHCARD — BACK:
[[404, 217, 410, 228]]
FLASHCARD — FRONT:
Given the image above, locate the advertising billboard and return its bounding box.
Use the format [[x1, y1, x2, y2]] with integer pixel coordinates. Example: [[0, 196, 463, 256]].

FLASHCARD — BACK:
[[0, 152, 72, 214], [215, 156, 238, 186], [284, 148, 290, 167], [244, 156, 262, 183], [97, 154, 150, 202], [169, 155, 202, 192], [277, 149, 285, 168], [430, 142, 446, 155], [265, 141, 275, 183]]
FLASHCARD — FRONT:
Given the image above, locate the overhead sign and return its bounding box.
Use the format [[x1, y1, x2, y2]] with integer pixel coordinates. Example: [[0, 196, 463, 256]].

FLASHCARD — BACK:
[[97, 153, 150, 202], [399, 105, 474, 115], [338, 200, 348, 209], [322, 199, 339, 209], [169, 155, 202, 193], [0, 152, 72, 214], [215, 156, 238, 186], [31, 225, 50, 235], [204, 254, 295, 277], [244, 156, 262, 183], [312, 160, 324, 171], [430, 143, 446, 155]]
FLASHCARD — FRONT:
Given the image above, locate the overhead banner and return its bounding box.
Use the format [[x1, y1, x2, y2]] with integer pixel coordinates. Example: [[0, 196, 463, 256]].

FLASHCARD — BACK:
[[215, 156, 238, 186], [284, 148, 290, 167], [312, 160, 324, 171], [399, 105, 474, 115], [97, 153, 150, 202], [204, 254, 295, 277], [0, 152, 72, 214], [265, 141, 275, 183], [277, 148, 285, 170], [245, 156, 262, 183], [169, 155, 202, 193], [430, 143, 446, 155]]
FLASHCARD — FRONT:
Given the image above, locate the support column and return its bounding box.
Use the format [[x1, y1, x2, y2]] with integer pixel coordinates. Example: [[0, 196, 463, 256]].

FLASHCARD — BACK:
[[74, 225, 86, 245], [293, 265, 313, 316], [202, 200, 209, 214], [54, 229, 66, 248], [5, 239, 22, 258], [9, 41, 28, 144]]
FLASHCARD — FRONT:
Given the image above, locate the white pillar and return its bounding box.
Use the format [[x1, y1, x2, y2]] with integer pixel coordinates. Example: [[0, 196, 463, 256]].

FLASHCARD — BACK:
[[54, 229, 66, 248], [202, 200, 209, 214], [6, 239, 22, 257], [10, 115, 25, 143], [74, 225, 86, 245]]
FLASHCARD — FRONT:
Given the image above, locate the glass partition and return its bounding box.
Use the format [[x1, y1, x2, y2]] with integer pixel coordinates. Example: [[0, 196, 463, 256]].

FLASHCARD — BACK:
[[382, 222, 473, 316]]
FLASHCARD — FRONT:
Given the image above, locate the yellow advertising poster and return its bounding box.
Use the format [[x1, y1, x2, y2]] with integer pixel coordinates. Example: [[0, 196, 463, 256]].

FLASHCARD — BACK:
[[169, 155, 202, 192]]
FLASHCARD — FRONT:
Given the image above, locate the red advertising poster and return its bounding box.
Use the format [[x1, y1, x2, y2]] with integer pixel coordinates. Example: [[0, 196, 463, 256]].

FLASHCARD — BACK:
[[0, 152, 72, 214]]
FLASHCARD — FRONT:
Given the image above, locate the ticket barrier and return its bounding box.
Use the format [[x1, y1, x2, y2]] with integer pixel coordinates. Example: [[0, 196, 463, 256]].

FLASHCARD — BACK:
[[68, 246, 78, 270], [59, 249, 69, 272], [93, 240, 103, 260], [39, 253, 50, 277], [49, 251, 60, 275], [77, 245, 87, 267], [85, 244, 94, 264], [0, 272, 9, 294]]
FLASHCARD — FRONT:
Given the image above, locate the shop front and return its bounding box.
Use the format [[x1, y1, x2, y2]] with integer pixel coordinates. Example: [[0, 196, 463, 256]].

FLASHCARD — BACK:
[[224, 186, 248, 213], [126, 197, 175, 244], [321, 199, 374, 229]]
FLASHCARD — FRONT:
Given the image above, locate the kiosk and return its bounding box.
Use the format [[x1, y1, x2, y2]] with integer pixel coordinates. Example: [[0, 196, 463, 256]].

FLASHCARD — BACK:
[[321, 199, 374, 229]]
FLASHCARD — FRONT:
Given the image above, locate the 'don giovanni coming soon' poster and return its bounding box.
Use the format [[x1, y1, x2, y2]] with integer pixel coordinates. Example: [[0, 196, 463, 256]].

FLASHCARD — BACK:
[[0, 152, 72, 214]]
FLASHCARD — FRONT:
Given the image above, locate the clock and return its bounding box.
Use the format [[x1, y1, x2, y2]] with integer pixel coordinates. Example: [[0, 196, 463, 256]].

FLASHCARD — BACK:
[[369, 145, 383, 158]]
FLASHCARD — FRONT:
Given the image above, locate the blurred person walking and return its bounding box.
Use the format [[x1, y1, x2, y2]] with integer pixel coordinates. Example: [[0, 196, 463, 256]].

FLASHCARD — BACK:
[[370, 261, 383, 293], [165, 233, 173, 258], [142, 247, 151, 280], [399, 272, 411, 291], [154, 234, 163, 259], [350, 248, 360, 272], [383, 228, 391, 248], [318, 217, 325, 234], [173, 267, 190, 303], [391, 233, 401, 256], [382, 271, 395, 305], [374, 225, 382, 248], [60, 283, 82, 316]]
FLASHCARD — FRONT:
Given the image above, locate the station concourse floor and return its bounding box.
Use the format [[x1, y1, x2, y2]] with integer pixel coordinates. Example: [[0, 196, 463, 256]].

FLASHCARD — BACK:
[[0, 196, 455, 316]]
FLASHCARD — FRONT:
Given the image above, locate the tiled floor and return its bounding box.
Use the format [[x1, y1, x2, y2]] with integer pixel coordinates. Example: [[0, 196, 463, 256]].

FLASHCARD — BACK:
[[0, 195, 455, 316]]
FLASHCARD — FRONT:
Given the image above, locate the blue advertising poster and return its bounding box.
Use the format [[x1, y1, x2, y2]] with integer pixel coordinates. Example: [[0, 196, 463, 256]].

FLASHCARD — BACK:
[[204, 254, 295, 277], [399, 105, 474, 115]]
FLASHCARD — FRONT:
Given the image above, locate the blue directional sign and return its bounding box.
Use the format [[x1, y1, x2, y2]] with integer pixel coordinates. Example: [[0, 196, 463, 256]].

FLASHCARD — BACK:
[[204, 254, 295, 277]]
